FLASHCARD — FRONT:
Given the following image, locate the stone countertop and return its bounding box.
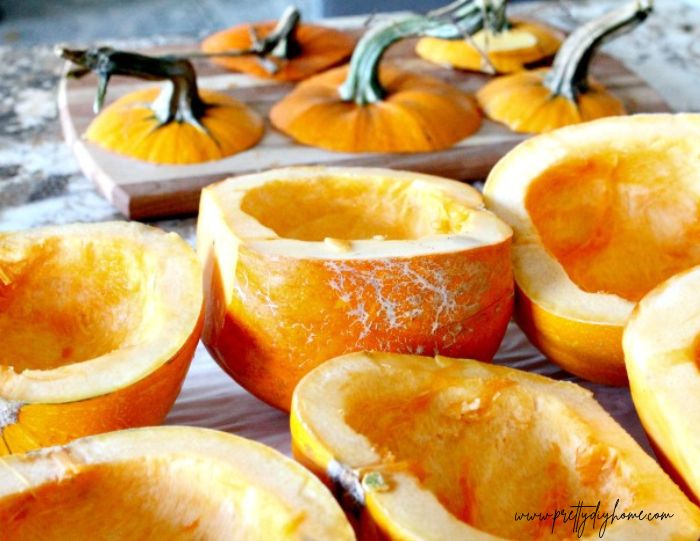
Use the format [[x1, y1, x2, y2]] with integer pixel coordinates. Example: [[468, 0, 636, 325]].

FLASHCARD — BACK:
[[0, 0, 699, 455]]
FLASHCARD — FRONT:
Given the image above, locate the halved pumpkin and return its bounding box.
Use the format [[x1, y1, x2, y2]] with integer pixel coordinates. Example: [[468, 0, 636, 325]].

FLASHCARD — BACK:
[[0, 426, 355, 540], [483, 114, 700, 385], [624, 265, 700, 505], [291, 351, 700, 541], [197, 166, 513, 411], [0, 222, 203, 454]]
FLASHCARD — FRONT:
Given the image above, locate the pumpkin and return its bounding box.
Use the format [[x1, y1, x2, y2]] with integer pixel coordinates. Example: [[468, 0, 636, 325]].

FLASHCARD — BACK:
[[291, 351, 700, 540], [624, 265, 700, 505], [0, 222, 202, 454], [416, 0, 561, 74], [270, 6, 483, 153], [0, 426, 355, 540], [197, 166, 513, 411], [200, 6, 355, 82], [58, 47, 263, 164], [477, 0, 652, 134], [483, 114, 700, 385]]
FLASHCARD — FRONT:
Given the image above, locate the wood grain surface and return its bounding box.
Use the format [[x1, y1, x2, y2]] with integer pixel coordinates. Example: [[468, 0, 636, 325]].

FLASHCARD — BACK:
[[58, 28, 671, 220]]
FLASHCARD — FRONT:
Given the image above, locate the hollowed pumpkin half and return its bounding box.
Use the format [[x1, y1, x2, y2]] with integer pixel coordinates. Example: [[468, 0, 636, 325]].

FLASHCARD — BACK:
[[484, 114, 700, 385], [291, 351, 700, 541], [624, 265, 700, 505], [0, 222, 203, 454], [0, 426, 355, 540], [416, 19, 562, 74], [197, 166, 513, 411], [201, 7, 355, 82]]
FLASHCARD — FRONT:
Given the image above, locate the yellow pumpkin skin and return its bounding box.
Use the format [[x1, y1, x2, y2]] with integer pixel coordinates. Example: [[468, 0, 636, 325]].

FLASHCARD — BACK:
[[202, 20, 355, 82], [416, 20, 562, 74], [85, 87, 264, 164], [476, 68, 625, 134], [515, 284, 626, 385], [269, 66, 482, 153]]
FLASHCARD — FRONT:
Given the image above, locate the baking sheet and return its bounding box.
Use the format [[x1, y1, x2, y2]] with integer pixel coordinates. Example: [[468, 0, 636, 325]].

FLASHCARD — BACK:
[[165, 320, 653, 457]]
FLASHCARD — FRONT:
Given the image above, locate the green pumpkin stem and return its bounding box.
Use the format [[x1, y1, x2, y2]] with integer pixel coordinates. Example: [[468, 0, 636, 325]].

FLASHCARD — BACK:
[[545, 0, 652, 100], [57, 46, 209, 132], [339, 0, 509, 105]]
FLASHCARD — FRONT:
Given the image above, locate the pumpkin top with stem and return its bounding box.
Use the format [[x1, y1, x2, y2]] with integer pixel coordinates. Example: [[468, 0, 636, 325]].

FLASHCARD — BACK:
[[200, 5, 355, 81], [340, 0, 509, 105], [415, 0, 563, 74], [57, 47, 264, 164], [270, 1, 489, 153], [476, 0, 653, 134]]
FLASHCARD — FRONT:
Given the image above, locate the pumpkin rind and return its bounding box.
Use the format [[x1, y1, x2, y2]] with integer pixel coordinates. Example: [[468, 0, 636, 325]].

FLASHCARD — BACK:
[[624, 265, 700, 505], [0, 426, 355, 540], [291, 351, 700, 541], [0, 222, 203, 454], [197, 166, 513, 411]]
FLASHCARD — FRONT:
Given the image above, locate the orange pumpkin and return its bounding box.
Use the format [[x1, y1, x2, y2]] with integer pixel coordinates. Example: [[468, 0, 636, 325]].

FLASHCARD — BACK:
[[0, 222, 203, 454], [59, 47, 263, 164], [291, 351, 700, 540], [417, 4, 562, 74], [270, 8, 483, 153], [477, 1, 651, 134], [201, 6, 355, 81], [197, 167, 513, 411]]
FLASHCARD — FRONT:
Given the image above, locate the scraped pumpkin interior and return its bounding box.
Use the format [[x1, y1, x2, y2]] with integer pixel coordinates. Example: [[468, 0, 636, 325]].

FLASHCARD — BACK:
[[525, 145, 700, 301], [0, 457, 297, 540], [343, 368, 628, 540], [0, 237, 151, 371], [240, 177, 473, 241]]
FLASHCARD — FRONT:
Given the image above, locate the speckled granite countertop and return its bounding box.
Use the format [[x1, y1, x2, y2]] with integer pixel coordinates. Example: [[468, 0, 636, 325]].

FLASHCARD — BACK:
[[0, 0, 699, 454]]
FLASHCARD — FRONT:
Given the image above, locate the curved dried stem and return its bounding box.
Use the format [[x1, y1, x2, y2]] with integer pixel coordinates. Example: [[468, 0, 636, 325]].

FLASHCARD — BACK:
[[57, 46, 209, 133], [545, 0, 653, 100], [340, 0, 509, 104]]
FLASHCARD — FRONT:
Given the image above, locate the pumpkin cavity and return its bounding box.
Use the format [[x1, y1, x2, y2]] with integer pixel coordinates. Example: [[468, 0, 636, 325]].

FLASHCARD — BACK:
[[240, 176, 473, 241], [0, 236, 149, 372]]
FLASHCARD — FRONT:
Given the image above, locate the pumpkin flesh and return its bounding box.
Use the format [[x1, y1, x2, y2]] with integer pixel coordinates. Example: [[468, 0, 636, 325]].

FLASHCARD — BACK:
[[484, 114, 700, 385], [0, 427, 355, 540], [0, 222, 202, 453], [197, 167, 512, 411], [624, 265, 700, 505], [291, 352, 700, 540]]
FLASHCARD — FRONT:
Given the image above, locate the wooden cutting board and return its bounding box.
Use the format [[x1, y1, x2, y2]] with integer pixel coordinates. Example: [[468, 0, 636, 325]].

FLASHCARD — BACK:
[[58, 28, 671, 220]]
